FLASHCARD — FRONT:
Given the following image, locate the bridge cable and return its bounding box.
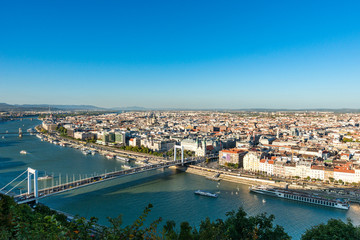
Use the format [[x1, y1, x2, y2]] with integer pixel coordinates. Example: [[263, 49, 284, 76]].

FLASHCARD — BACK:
[[6, 176, 28, 195], [0, 169, 28, 192]]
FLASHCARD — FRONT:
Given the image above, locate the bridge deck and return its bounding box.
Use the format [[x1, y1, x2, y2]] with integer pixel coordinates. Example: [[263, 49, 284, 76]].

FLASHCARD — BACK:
[[15, 158, 206, 204]]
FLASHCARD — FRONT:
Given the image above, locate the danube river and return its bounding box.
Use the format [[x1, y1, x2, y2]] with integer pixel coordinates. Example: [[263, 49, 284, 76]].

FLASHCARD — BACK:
[[1, 118, 360, 239]]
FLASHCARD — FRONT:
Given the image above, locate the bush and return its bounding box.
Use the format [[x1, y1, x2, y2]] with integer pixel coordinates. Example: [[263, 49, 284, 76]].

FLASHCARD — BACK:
[[301, 219, 360, 240]]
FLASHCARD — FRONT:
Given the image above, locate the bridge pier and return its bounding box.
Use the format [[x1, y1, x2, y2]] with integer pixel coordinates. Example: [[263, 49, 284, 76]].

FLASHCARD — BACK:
[[174, 145, 184, 165], [27, 168, 38, 201], [175, 165, 187, 172]]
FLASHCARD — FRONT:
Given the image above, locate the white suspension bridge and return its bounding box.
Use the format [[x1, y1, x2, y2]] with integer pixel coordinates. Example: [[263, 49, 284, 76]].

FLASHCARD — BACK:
[[1, 146, 215, 204]]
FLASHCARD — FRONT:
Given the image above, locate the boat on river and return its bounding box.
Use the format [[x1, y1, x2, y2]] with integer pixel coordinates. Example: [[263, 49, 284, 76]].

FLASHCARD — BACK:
[[20, 150, 27, 155], [82, 149, 91, 155], [194, 190, 218, 198], [250, 185, 350, 210], [116, 156, 130, 162], [38, 175, 53, 181]]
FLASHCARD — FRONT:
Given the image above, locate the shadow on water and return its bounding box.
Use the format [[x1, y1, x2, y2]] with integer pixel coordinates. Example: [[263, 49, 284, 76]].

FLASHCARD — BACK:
[[0, 169, 26, 177], [46, 170, 178, 201], [0, 161, 27, 169], [0, 141, 20, 147], [0, 157, 13, 162]]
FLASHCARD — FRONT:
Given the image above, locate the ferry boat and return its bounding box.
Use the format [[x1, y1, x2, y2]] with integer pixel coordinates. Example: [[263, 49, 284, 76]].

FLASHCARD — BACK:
[[20, 150, 27, 155], [38, 175, 53, 181], [116, 156, 130, 162], [250, 185, 350, 210], [194, 190, 218, 198]]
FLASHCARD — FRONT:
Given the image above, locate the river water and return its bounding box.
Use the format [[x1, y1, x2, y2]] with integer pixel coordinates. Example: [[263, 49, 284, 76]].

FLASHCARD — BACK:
[[1, 118, 360, 239]]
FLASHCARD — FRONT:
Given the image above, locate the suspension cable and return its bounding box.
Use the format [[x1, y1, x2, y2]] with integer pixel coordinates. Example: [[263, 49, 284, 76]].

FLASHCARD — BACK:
[[5, 176, 28, 195], [0, 169, 28, 192]]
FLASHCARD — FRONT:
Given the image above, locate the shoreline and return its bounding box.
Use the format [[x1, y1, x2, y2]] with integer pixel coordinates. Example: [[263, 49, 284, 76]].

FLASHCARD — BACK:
[[185, 165, 360, 204], [185, 165, 283, 187]]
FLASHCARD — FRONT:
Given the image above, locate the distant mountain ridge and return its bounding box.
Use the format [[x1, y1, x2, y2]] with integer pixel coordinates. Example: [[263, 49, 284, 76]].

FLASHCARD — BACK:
[[1, 103, 360, 113], [0, 103, 106, 111], [17, 104, 105, 111]]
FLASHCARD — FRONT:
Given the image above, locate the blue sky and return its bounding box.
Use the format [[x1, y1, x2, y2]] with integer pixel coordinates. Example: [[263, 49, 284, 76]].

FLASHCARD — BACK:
[[1, 0, 360, 109]]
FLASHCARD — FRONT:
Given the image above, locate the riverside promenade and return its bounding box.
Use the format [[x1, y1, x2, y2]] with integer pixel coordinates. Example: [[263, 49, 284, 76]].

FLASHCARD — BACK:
[[186, 165, 360, 204]]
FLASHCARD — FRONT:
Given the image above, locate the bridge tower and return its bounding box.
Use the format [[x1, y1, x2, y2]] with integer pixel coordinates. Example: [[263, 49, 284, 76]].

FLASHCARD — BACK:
[[27, 168, 38, 198], [174, 145, 184, 165]]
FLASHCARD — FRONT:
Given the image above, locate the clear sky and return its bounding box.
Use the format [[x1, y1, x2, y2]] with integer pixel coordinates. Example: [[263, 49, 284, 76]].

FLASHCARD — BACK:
[[1, 1, 360, 109]]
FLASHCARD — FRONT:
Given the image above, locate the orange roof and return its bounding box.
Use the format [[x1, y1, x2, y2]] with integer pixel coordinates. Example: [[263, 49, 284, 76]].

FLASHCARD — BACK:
[[268, 160, 274, 164], [334, 168, 355, 173], [311, 166, 325, 170], [221, 148, 244, 154], [260, 159, 266, 163]]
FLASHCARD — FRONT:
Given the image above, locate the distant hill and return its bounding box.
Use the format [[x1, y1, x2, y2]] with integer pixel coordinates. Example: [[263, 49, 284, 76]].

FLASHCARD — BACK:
[[111, 106, 148, 111], [0, 103, 107, 112], [18, 104, 106, 111], [2, 102, 360, 113], [0, 103, 50, 111]]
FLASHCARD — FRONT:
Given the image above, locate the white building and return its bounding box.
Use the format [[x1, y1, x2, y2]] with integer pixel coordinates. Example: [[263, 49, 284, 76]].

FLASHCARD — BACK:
[[309, 166, 325, 180], [243, 151, 261, 172]]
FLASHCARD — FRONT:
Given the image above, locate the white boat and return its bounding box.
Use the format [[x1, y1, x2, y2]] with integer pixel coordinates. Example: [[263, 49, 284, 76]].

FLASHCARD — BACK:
[[20, 150, 27, 155], [116, 156, 130, 162], [194, 190, 218, 198], [250, 185, 350, 210], [38, 175, 53, 181], [106, 154, 115, 159], [122, 165, 132, 169], [82, 149, 91, 155], [27, 128, 35, 133]]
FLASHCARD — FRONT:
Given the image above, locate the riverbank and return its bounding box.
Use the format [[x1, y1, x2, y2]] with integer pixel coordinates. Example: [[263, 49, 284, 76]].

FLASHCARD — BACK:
[[186, 165, 284, 187], [186, 165, 360, 204], [34, 126, 171, 167]]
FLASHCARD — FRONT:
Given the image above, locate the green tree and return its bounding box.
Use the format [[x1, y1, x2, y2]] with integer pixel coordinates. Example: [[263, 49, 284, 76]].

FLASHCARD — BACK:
[[223, 207, 290, 240], [178, 222, 193, 240], [301, 218, 360, 240]]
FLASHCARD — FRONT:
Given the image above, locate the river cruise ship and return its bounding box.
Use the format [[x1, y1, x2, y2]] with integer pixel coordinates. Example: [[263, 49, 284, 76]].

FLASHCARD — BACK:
[[250, 185, 350, 210]]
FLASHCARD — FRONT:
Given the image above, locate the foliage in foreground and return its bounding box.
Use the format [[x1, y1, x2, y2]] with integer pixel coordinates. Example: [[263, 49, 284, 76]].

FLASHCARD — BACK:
[[301, 218, 360, 240], [2, 193, 359, 239]]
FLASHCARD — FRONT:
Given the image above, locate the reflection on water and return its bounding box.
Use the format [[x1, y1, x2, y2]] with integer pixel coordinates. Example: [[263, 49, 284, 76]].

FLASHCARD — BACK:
[[1, 118, 360, 239]]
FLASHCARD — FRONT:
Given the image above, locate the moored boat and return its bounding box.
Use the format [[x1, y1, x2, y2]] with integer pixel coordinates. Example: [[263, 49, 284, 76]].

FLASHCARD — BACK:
[[38, 175, 53, 180], [122, 165, 132, 169], [116, 156, 130, 162], [250, 185, 350, 210]]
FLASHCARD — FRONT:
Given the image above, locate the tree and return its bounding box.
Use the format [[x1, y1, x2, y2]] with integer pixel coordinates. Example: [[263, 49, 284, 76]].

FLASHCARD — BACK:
[[178, 222, 193, 240], [162, 220, 177, 240], [301, 218, 360, 240], [223, 207, 291, 240]]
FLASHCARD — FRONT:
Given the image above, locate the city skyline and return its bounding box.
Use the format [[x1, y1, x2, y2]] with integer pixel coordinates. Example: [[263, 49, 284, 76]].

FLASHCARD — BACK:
[[1, 1, 360, 108]]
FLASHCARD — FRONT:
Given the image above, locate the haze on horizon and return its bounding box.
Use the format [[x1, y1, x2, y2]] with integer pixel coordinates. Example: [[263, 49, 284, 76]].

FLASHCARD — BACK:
[[1, 0, 360, 109]]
